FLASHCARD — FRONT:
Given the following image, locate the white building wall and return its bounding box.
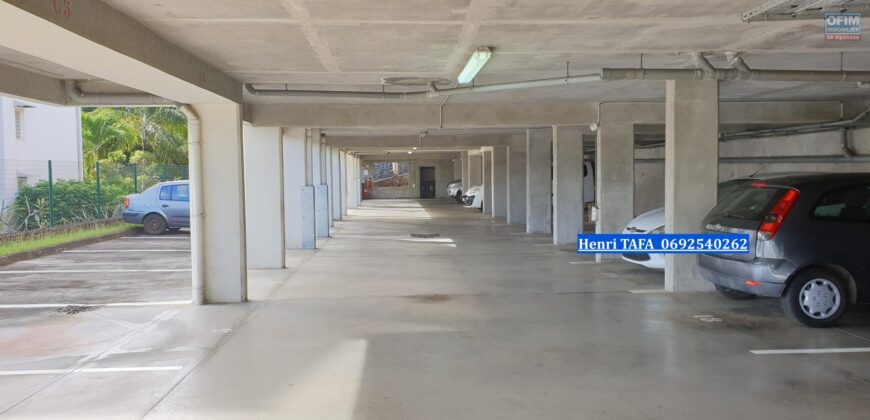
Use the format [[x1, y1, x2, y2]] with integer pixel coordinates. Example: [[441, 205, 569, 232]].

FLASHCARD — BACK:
[[0, 96, 82, 205]]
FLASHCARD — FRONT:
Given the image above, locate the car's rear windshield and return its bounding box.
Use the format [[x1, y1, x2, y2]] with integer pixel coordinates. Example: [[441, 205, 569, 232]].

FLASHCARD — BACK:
[[707, 187, 782, 221]]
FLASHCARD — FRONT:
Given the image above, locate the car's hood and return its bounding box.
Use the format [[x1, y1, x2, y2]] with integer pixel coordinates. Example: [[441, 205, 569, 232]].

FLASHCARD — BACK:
[[465, 185, 482, 196], [624, 207, 665, 232]]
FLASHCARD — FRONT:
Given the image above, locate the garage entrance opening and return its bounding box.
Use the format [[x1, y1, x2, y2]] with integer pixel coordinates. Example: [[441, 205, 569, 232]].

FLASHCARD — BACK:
[[420, 166, 436, 198]]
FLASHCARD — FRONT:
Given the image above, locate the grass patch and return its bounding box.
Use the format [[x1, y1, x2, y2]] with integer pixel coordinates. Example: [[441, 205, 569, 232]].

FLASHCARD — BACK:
[[0, 223, 138, 258]]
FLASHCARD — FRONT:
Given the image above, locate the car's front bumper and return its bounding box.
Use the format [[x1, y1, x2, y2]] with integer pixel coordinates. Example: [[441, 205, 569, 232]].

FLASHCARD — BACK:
[[122, 211, 144, 224], [621, 253, 665, 270], [697, 254, 793, 297]]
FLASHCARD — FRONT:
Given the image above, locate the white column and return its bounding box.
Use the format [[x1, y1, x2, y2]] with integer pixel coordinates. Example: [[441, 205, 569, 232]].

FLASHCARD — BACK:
[[507, 135, 526, 226], [552, 126, 584, 245], [468, 152, 482, 188], [460, 151, 470, 195], [665, 80, 719, 292], [191, 104, 247, 303], [331, 148, 342, 222], [242, 125, 284, 269], [311, 129, 329, 238], [482, 149, 493, 214], [325, 146, 335, 227], [283, 127, 313, 250], [595, 123, 634, 260], [491, 146, 508, 218], [340, 152, 349, 216], [526, 128, 552, 234]]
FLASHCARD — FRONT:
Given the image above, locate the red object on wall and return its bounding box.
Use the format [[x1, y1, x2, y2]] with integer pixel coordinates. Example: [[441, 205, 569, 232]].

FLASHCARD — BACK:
[[362, 180, 373, 199]]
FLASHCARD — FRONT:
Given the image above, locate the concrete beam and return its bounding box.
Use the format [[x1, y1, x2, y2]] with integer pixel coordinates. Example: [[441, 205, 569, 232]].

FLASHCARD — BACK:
[[327, 134, 514, 149], [599, 101, 844, 125], [0, 63, 67, 105], [0, 0, 240, 104]]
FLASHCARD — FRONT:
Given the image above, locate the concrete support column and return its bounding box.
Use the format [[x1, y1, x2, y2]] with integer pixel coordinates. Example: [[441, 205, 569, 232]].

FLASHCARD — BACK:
[[282, 127, 314, 249], [491, 146, 508, 218], [507, 135, 527, 226], [482, 150, 493, 214], [460, 151, 470, 195], [331, 148, 342, 222], [595, 123, 634, 260], [310, 129, 329, 238], [526, 129, 552, 234], [453, 154, 462, 181], [191, 103, 247, 303], [340, 152, 348, 216], [242, 125, 284, 269], [348, 155, 360, 209], [553, 126, 584, 245], [326, 146, 335, 227], [468, 152, 482, 188], [665, 80, 719, 292]]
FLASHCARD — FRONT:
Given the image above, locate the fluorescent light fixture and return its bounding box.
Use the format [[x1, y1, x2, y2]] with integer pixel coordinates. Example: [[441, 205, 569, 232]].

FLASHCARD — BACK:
[[408, 151, 413, 154], [412, 146, 418, 150], [456, 47, 492, 85]]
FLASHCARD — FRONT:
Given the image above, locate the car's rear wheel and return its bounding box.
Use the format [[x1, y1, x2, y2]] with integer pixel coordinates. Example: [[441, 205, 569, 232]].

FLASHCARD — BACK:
[[781, 268, 847, 328], [715, 285, 756, 300], [143, 214, 167, 235]]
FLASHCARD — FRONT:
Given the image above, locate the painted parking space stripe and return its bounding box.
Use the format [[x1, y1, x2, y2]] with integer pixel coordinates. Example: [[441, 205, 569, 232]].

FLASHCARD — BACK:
[[750, 347, 870, 355], [0, 269, 191, 274], [0, 300, 191, 309], [121, 236, 190, 240], [0, 366, 183, 376], [62, 249, 190, 253], [628, 289, 668, 294], [569, 261, 596, 265]]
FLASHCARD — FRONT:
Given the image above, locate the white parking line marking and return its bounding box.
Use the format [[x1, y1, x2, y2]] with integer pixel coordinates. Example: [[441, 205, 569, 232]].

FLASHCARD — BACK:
[[62, 249, 190, 253], [509, 233, 528, 235], [628, 289, 668, 294], [532, 244, 555, 247], [0, 366, 183, 376], [0, 269, 191, 274], [569, 261, 596, 265], [0, 301, 192, 309], [750, 347, 870, 355]]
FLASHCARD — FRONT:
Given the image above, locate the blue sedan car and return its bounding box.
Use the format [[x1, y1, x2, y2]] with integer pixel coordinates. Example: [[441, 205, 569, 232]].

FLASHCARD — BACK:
[[123, 180, 190, 235]]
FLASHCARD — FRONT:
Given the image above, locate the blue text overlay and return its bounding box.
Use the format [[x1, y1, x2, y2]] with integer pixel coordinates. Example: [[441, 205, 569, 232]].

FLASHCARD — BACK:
[[577, 234, 750, 254]]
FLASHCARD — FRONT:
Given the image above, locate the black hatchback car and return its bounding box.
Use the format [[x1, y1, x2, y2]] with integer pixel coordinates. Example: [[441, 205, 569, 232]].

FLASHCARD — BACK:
[[698, 173, 870, 327]]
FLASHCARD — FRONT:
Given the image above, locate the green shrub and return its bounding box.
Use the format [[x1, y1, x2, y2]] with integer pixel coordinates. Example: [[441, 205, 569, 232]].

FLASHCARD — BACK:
[[14, 180, 128, 230]]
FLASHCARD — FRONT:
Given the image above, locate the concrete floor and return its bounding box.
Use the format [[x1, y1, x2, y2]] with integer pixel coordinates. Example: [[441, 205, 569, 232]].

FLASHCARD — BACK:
[[2, 199, 870, 419]]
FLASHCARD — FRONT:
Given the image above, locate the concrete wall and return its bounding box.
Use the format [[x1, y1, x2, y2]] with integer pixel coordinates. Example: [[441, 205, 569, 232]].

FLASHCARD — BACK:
[[633, 127, 870, 215]]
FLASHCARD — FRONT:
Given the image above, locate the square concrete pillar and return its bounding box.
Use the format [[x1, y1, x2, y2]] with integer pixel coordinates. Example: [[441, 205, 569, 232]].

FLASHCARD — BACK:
[[325, 146, 335, 227], [340, 152, 348, 216], [460, 151, 470, 195], [665, 80, 719, 292], [491, 146, 508, 218], [482, 150, 493, 214], [553, 126, 584, 245], [309, 129, 329, 238], [468, 152, 482, 189], [331, 148, 342, 221], [595, 123, 634, 261], [507, 136, 526, 225], [190, 104, 247, 303], [453, 154, 463, 181], [282, 127, 314, 250], [526, 128, 552, 234], [242, 125, 285, 269]]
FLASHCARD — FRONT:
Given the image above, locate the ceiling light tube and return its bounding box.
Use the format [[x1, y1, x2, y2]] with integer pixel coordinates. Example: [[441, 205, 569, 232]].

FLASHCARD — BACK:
[[457, 47, 493, 85]]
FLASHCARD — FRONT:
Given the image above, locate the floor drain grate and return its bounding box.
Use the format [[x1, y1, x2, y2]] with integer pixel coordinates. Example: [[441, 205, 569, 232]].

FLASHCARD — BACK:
[[55, 305, 99, 315], [410, 233, 441, 239]]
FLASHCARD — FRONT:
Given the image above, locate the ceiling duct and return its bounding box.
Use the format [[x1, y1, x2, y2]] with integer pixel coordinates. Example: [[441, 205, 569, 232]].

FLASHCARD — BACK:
[[743, 0, 870, 22]]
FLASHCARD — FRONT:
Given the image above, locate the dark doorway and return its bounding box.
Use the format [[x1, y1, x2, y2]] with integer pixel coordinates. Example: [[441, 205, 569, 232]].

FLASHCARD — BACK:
[[420, 167, 436, 199]]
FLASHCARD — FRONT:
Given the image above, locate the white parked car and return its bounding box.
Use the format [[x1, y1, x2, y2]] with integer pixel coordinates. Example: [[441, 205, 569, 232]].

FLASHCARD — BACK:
[[620, 177, 769, 269], [462, 185, 483, 210], [446, 180, 462, 202]]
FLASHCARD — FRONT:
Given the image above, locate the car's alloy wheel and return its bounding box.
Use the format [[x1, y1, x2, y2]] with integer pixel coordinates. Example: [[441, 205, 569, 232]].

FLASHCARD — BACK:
[[781, 268, 847, 328]]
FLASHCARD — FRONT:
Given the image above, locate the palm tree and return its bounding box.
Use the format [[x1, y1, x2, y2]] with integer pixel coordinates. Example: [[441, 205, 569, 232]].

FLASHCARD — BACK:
[[120, 107, 188, 164], [81, 108, 135, 176]]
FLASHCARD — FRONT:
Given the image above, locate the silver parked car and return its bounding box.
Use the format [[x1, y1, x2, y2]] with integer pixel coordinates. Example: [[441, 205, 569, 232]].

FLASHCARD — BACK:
[[123, 180, 190, 235]]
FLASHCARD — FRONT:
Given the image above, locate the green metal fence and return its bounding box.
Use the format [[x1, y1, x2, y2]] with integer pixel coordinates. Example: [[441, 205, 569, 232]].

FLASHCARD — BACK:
[[1, 160, 188, 233]]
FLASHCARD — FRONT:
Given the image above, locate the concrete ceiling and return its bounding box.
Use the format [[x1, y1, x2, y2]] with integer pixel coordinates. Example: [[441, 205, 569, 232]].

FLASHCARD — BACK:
[[87, 0, 870, 105]]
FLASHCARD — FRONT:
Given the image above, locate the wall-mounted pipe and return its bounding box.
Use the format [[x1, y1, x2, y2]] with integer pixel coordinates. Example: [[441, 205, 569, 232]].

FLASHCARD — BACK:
[[600, 67, 870, 83], [65, 80, 177, 106], [636, 155, 870, 164], [178, 105, 205, 305], [720, 104, 870, 141]]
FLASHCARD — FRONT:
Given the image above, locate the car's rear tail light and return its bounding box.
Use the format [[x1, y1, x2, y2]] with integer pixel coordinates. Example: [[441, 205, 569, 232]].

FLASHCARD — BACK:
[[757, 189, 799, 241], [750, 181, 768, 188], [123, 196, 130, 208], [745, 280, 759, 287]]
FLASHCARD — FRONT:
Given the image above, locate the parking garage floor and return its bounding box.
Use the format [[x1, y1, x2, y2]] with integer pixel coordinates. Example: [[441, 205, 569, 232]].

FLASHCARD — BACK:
[[2, 199, 870, 419]]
